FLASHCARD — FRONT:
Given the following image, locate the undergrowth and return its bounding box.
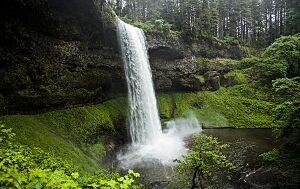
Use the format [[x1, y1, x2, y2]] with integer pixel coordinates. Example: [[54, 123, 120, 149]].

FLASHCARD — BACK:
[[0, 97, 127, 174], [0, 125, 141, 188]]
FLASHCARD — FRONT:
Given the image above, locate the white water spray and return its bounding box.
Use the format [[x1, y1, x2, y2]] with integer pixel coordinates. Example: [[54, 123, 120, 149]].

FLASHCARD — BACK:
[[116, 18, 201, 169]]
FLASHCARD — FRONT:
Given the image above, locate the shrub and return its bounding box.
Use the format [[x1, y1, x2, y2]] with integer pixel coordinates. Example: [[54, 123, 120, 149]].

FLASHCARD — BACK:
[[0, 125, 142, 189], [175, 133, 234, 188], [250, 58, 288, 86], [263, 34, 300, 77]]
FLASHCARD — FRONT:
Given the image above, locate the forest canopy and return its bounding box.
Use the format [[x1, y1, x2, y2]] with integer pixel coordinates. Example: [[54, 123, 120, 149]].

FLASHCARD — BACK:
[[109, 0, 300, 45]]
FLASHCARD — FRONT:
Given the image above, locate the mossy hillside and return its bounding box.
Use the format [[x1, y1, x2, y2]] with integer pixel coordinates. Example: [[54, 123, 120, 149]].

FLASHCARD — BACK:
[[0, 115, 98, 174], [37, 97, 127, 144], [157, 85, 281, 128], [0, 97, 127, 174]]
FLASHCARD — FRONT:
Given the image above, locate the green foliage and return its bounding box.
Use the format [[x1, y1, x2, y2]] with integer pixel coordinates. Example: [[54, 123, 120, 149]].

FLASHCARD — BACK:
[[163, 84, 279, 128], [238, 57, 261, 69], [272, 77, 300, 96], [250, 58, 288, 86], [224, 35, 239, 45], [153, 19, 172, 34], [157, 94, 173, 122], [102, 2, 117, 28], [260, 147, 300, 182], [120, 17, 174, 35], [260, 77, 300, 184], [0, 125, 142, 189], [0, 115, 99, 174], [175, 133, 234, 188], [272, 77, 300, 135], [239, 46, 261, 57], [224, 70, 248, 84], [196, 75, 205, 84], [260, 148, 283, 166], [0, 97, 127, 173], [263, 34, 300, 77]]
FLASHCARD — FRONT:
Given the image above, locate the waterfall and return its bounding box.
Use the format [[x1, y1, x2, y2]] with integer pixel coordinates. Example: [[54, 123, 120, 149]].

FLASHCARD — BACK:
[[116, 18, 162, 145], [116, 18, 201, 169]]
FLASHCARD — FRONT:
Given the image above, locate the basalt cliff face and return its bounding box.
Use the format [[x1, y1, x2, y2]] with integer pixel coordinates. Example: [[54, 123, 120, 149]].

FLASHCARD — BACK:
[[148, 32, 241, 92], [0, 0, 243, 113], [0, 0, 125, 112]]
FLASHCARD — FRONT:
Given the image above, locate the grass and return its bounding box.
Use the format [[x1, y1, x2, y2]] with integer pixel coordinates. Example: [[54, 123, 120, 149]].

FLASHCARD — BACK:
[[0, 97, 127, 174], [158, 85, 281, 128]]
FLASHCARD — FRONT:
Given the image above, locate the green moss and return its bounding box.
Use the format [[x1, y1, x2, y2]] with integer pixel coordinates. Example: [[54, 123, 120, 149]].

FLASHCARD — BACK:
[[0, 97, 127, 174], [157, 94, 173, 123], [171, 92, 229, 126], [103, 3, 117, 28], [196, 75, 205, 84], [224, 70, 248, 84], [158, 85, 281, 128]]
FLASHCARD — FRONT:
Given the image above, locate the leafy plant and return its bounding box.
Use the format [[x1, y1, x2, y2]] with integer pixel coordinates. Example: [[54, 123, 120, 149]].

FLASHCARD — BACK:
[[0, 124, 142, 189], [263, 34, 300, 77], [250, 57, 288, 86], [175, 133, 234, 189]]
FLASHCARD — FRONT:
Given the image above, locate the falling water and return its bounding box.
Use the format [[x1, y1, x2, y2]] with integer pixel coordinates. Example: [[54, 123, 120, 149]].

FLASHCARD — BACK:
[[116, 18, 201, 169], [117, 18, 162, 145]]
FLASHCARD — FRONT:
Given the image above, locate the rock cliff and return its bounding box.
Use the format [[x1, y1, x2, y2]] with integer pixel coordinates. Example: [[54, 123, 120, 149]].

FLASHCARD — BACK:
[[0, 0, 125, 112], [0, 0, 243, 113], [147, 32, 238, 92]]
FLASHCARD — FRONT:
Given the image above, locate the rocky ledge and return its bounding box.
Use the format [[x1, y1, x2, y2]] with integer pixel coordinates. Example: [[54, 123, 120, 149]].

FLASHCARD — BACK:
[[147, 32, 240, 92]]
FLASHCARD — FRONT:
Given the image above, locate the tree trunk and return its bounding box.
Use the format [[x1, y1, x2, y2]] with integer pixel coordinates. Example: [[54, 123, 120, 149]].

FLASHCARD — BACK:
[[191, 170, 197, 189]]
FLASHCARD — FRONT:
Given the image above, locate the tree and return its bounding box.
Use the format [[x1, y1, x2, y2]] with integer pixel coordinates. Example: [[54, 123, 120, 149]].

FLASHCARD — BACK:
[[263, 34, 300, 78], [250, 57, 288, 86], [176, 133, 234, 189], [112, 0, 292, 45], [260, 77, 300, 183], [272, 77, 300, 136], [286, 0, 300, 34]]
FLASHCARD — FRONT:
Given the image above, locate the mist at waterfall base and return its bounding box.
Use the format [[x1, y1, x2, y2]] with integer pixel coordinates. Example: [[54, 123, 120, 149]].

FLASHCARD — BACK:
[[116, 18, 202, 170], [117, 115, 202, 169]]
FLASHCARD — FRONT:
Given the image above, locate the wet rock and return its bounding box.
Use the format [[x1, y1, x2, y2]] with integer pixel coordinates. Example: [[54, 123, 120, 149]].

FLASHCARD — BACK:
[[204, 71, 221, 91], [243, 167, 280, 189], [146, 32, 245, 60], [0, 0, 124, 112], [151, 58, 202, 91], [147, 32, 239, 92]]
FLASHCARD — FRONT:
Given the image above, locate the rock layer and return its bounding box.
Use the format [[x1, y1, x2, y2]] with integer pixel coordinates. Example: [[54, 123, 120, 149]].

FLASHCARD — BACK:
[[0, 0, 125, 112], [0, 0, 243, 112]]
